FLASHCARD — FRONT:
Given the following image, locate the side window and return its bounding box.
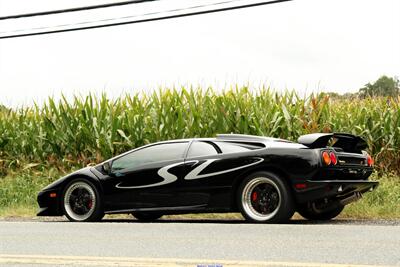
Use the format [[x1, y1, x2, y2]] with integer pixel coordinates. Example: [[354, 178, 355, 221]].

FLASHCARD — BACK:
[[214, 141, 252, 154], [186, 141, 219, 158], [111, 142, 188, 171]]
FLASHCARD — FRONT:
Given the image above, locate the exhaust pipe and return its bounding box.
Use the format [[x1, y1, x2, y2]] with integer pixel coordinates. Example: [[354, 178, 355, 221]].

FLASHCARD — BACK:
[[340, 192, 362, 206]]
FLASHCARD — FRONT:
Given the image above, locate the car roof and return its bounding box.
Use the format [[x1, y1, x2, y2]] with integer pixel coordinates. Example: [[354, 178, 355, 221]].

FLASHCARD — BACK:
[[153, 134, 294, 145], [103, 134, 303, 164]]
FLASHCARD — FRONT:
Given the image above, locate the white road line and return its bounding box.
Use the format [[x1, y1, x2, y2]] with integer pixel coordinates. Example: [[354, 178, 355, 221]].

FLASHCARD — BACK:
[[0, 254, 395, 267]]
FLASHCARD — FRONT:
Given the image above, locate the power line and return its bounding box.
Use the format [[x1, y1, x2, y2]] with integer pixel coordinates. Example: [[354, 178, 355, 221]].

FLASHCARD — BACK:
[[0, 0, 242, 34], [0, 0, 160, 21], [0, 0, 293, 40]]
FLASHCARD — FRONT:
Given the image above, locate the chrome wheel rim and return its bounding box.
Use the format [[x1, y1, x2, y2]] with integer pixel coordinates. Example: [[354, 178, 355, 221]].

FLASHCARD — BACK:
[[242, 177, 281, 221], [64, 182, 96, 221]]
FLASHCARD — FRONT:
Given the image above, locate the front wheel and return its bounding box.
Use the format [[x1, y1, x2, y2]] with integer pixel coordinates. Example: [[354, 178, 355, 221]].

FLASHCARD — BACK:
[[297, 202, 344, 220], [62, 179, 104, 222], [237, 171, 294, 223]]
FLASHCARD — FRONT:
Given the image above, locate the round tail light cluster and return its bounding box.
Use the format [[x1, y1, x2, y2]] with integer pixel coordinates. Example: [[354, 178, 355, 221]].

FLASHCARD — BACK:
[[330, 152, 337, 165], [367, 154, 374, 166], [322, 151, 337, 166]]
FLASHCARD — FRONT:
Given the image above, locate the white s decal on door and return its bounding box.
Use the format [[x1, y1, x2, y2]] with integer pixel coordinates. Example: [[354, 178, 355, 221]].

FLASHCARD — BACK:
[[115, 161, 185, 189], [116, 158, 263, 189], [184, 158, 264, 180]]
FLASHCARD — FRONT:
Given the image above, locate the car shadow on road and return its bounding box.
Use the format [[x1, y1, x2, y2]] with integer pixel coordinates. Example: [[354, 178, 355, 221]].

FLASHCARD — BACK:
[[97, 218, 368, 225], [28, 216, 398, 225]]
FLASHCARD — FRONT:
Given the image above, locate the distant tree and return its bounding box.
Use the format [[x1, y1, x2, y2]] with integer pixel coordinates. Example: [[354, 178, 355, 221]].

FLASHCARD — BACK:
[[342, 92, 358, 99], [324, 92, 341, 98], [359, 75, 400, 98], [322, 92, 357, 100]]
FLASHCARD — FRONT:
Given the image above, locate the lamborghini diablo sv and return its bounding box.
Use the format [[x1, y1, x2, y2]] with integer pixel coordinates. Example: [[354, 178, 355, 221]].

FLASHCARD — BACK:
[[37, 133, 378, 223]]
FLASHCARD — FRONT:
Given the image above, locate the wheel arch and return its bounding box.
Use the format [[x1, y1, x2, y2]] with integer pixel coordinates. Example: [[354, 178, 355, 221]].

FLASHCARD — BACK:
[[57, 173, 104, 213], [230, 165, 293, 210]]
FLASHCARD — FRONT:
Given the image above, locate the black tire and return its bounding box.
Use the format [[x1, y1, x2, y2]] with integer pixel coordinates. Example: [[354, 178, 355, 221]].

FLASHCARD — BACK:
[[62, 178, 104, 222], [297, 202, 344, 220], [237, 171, 294, 223], [132, 212, 163, 222]]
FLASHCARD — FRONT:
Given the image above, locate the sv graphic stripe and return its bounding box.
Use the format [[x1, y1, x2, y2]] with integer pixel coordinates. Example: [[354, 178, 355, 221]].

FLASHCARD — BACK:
[[115, 161, 186, 189], [115, 158, 264, 189], [184, 158, 264, 180]]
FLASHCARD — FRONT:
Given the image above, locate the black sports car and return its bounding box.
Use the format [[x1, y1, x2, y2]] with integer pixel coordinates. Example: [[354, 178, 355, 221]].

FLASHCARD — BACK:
[[37, 133, 378, 223]]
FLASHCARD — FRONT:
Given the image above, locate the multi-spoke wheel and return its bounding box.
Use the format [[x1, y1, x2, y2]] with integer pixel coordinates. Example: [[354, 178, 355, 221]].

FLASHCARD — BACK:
[[62, 179, 104, 222], [238, 171, 294, 223], [297, 202, 344, 220], [132, 212, 163, 222]]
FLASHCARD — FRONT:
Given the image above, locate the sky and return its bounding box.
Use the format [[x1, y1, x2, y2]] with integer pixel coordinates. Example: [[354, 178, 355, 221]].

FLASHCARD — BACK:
[[0, 0, 399, 107]]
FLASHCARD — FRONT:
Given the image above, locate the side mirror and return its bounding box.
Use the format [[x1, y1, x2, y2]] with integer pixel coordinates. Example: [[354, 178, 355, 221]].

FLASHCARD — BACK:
[[102, 161, 112, 175]]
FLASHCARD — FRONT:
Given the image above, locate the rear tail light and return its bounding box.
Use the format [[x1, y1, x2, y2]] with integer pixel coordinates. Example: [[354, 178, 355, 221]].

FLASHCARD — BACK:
[[322, 151, 337, 166], [367, 154, 374, 166], [329, 152, 337, 165], [322, 151, 331, 165]]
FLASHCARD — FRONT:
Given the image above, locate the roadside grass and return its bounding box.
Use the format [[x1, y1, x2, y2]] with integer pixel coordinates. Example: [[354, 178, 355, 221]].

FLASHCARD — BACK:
[[341, 173, 400, 219], [0, 205, 37, 218], [0, 169, 399, 220], [0, 167, 69, 217]]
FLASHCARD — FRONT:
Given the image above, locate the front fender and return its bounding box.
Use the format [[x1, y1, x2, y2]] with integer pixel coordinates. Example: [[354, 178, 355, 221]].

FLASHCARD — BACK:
[[37, 167, 103, 216]]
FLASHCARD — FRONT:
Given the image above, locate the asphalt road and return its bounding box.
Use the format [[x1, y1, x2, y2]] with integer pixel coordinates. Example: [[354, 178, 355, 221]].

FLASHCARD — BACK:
[[0, 219, 399, 267]]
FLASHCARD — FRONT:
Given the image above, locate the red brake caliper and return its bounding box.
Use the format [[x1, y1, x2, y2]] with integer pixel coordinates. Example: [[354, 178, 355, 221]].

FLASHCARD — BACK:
[[87, 199, 93, 209], [252, 192, 258, 202]]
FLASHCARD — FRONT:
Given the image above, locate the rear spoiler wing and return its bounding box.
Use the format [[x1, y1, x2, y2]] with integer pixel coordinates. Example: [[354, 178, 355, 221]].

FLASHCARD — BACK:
[[297, 133, 367, 153]]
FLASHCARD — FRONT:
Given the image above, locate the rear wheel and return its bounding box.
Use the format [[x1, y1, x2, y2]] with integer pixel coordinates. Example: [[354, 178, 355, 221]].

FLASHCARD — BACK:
[[62, 179, 104, 222], [237, 171, 294, 223], [297, 202, 344, 220], [132, 212, 163, 222]]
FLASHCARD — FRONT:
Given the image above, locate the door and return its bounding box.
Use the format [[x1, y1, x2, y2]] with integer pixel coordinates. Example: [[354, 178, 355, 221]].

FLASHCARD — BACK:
[[178, 140, 264, 209], [107, 141, 189, 210], [178, 140, 223, 207]]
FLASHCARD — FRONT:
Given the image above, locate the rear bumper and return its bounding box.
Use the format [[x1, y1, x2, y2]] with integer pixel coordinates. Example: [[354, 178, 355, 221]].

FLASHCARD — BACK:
[[295, 180, 379, 204]]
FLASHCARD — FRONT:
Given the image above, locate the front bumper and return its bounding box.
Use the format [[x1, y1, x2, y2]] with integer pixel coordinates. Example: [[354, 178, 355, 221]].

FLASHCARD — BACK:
[[295, 180, 379, 204], [37, 189, 62, 216]]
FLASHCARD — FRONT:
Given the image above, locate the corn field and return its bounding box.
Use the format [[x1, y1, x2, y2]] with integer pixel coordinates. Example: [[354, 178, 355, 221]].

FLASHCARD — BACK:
[[0, 87, 399, 174]]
